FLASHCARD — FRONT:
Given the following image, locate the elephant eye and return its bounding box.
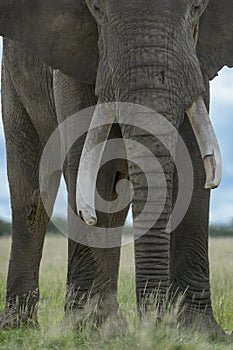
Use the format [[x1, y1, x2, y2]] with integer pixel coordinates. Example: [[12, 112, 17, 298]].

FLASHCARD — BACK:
[[94, 4, 100, 12], [191, 0, 202, 12], [93, 1, 101, 13], [190, 3, 201, 17], [193, 5, 201, 11]]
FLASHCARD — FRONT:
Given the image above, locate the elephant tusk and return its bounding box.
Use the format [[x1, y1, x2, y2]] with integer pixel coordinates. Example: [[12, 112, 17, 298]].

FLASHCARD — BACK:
[[193, 24, 199, 45], [186, 96, 222, 189], [76, 103, 116, 226]]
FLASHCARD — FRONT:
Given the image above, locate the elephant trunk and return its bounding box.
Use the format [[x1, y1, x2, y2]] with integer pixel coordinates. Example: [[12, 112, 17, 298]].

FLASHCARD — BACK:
[[76, 19, 222, 303], [123, 107, 175, 299]]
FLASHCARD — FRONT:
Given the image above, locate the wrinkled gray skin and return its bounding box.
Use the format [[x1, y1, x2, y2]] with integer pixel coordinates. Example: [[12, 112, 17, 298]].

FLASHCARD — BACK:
[[0, 0, 233, 333], [2, 39, 127, 328]]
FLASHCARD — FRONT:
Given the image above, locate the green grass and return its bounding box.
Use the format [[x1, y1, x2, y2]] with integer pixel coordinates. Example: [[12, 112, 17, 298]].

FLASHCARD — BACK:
[[0, 235, 233, 349]]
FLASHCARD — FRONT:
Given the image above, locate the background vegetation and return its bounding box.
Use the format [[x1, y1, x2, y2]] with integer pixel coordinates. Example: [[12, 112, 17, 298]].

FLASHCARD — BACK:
[[1, 217, 233, 237]]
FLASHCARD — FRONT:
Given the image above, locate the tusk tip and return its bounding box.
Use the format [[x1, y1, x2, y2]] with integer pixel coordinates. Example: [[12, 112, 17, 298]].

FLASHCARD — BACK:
[[204, 154, 222, 190], [79, 210, 97, 226], [205, 181, 219, 190]]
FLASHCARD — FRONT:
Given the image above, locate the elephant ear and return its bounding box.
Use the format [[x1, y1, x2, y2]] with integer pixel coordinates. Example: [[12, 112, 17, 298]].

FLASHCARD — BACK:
[[1, 0, 98, 83], [197, 0, 233, 80]]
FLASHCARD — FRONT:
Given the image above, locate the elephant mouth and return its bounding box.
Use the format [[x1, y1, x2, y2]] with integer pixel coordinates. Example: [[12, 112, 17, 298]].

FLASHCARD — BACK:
[[76, 95, 222, 227]]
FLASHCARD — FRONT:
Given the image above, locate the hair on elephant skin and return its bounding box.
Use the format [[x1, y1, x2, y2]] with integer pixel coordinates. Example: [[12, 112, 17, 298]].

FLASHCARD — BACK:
[[0, 0, 232, 335]]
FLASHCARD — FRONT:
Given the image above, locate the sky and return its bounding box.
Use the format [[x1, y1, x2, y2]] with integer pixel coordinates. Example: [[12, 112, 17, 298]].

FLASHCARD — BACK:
[[209, 68, 233, 224], [0, 40, 232, 224]]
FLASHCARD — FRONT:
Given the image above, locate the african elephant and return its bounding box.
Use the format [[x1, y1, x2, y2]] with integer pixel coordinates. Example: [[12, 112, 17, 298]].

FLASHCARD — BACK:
[[0, 0, 232, 333]]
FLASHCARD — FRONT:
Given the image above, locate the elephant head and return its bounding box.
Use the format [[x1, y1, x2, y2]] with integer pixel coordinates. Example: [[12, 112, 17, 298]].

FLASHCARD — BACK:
[[0, 2, 228, 194]]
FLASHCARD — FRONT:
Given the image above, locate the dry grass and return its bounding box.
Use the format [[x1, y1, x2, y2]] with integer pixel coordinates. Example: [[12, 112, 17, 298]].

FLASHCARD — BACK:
[[209, 238, 233, 331], [0, 235, 233, 349]]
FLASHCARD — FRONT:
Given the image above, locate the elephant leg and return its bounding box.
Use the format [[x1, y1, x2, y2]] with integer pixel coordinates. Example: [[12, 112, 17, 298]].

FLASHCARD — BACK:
[[65, 137, 129, 327], [170, 116, 222, 333], [0, 64, 60, 328], [53, 69, 129, 325]]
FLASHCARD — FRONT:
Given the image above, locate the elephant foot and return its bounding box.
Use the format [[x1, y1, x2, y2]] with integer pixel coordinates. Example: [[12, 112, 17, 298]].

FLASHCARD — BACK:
[[95, 308, 128, 338], [63, 296, 127, 337], [0, 292, 39, 329], [0, 307, 39, 329], [179, 310, 226, 340]]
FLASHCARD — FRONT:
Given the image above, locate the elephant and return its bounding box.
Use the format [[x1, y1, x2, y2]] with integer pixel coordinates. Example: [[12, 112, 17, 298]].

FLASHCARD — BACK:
[[0, 0, 232, 334]]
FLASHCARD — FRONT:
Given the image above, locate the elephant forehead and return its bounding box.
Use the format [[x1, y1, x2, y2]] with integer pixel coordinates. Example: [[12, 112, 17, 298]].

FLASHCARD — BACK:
[[104, 0, 194, 17]]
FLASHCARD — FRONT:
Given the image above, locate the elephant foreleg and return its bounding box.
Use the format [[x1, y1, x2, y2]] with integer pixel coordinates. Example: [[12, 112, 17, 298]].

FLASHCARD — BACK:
[[0, 62, 60, 328], [65, 159, 129, 327], [53, 69, 129, 327], [170, 116, 222, 333]]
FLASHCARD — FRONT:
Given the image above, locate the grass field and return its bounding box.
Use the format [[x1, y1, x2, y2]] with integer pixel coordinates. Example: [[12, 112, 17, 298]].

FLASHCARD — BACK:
[[0, 235, 233, 349]]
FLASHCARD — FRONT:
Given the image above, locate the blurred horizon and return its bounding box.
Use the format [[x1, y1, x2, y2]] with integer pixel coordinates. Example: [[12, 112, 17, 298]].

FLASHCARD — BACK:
[[0, 39, 233, 225]]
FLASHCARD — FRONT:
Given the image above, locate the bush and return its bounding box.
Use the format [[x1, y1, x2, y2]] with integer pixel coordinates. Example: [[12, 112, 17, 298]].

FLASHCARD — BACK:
[[209, 224, 233, 237], [0, 218, 66, 236], [0, 218, 233, 238], [0, 219, 11, 236]]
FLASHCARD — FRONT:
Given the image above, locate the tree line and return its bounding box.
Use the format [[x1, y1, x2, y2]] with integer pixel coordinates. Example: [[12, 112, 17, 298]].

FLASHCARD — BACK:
[[0, 218, 62, 236], [0, 218, 233, 237]]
